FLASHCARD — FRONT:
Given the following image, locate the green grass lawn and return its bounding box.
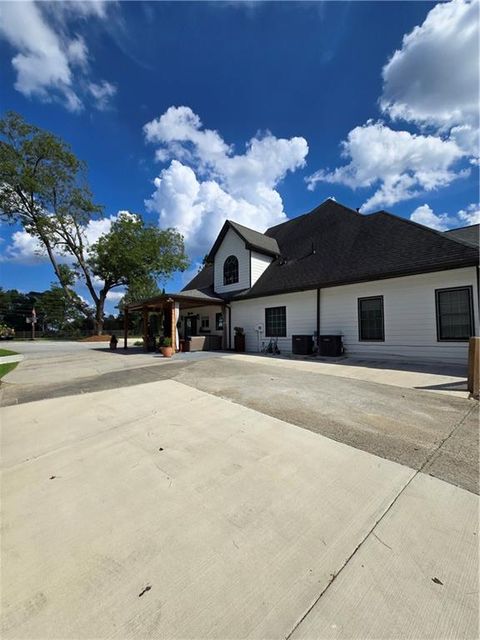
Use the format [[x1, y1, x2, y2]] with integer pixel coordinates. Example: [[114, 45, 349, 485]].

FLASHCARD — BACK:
[[0, 348, 18, 357], [0, 361, 18, 380]]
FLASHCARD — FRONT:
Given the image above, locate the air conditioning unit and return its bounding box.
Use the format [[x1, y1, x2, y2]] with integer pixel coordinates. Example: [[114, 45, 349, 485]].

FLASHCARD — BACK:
[[256, 323, 264, 332]]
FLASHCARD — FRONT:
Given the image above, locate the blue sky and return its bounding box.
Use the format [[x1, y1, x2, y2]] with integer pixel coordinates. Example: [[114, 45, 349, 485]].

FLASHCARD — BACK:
[[0, 0, 478, 314]]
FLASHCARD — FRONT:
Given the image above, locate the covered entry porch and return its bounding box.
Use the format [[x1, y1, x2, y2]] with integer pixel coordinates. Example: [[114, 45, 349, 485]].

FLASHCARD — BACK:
[[124, 291, 228, 352]]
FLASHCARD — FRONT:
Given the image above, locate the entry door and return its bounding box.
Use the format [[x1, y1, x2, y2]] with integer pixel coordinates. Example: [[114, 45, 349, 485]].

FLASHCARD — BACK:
[[185, 316, 197, 338]]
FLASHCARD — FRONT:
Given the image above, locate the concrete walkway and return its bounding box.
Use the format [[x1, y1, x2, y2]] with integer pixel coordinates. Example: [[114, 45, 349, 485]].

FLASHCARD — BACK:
[[0, 353, 23, 364], [1, 380, 478, 639]]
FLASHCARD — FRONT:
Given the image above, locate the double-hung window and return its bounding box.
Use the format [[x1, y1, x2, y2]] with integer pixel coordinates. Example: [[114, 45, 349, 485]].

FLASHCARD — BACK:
[[358, 296, 384, 341], [265, 306, 286, 337], [436, 287, 474, 341]]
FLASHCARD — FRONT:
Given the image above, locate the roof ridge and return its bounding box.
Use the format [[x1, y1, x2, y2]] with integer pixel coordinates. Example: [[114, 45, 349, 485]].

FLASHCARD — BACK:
[[229, 219, 267, 236], [266, 199, 360, 234], [445, 223, 480, 232]]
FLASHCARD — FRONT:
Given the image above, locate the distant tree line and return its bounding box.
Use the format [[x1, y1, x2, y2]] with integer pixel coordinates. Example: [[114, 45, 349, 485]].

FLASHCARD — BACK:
[[0, 286, 129, 336]]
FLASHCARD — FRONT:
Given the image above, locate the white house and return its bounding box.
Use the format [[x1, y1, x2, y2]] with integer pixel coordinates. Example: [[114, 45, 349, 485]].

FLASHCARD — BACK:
[[178, 199, 479, 365], [126, 199, 478, 365]]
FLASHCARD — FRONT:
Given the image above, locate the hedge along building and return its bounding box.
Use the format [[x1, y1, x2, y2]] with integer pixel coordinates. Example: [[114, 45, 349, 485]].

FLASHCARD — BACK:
[[125, 199, 479, 364]]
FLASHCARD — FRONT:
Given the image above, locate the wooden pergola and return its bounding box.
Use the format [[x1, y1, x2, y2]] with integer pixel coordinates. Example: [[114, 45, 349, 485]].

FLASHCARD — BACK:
[[123, 292, 226, 352]]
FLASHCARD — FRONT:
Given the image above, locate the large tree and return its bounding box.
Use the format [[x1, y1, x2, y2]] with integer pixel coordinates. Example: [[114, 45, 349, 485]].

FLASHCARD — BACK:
[[89, 213, 188, 331], [0, 112, 189, 334]]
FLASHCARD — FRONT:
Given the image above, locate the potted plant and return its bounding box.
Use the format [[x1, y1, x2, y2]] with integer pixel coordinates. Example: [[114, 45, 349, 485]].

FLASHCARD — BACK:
[[234, 327, 245, 352], [160, 337, 174, 358]]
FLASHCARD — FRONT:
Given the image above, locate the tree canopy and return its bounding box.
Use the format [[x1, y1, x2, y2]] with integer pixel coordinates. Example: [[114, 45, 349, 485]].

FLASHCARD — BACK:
[[0, 111, 189, 333]]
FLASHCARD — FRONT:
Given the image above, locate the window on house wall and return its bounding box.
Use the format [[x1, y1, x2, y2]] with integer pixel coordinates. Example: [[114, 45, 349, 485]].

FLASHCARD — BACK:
[[223, 255, 239, 285], [436, 286, 474, 341], [200, 315, 210, 331], [215, 312, 224, 331], [265, 306, 286, 337], [358, 296, 384, 341]]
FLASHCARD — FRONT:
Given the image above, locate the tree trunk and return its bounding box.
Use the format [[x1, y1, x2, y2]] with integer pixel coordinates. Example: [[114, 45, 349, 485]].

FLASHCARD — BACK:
[[94, 292, 106, 335]]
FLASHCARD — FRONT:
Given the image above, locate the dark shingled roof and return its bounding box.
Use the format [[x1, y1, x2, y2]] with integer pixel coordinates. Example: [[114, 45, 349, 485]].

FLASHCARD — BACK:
[[207, 220, 280, 261], [183, 200, 479, 299], [444, 224, 479, 248], [182, 263, 214, 293]]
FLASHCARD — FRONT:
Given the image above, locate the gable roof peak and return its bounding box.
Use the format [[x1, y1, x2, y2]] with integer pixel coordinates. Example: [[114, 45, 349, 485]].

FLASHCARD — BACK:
[[207, 218, 280, 261]]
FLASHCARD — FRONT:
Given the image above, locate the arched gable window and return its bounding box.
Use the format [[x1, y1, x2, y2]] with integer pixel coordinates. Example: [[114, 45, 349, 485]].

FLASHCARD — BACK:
[[223, 255, 239, 285]]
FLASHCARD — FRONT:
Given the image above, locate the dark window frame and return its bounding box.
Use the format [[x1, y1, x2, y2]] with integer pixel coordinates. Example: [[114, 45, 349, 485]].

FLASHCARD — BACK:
[[358, 296, 385, 342], [215, 312, 224, 331], [435, 286, 474, 342], [265, 306, 287, 337], [223, 255, 239, 285]]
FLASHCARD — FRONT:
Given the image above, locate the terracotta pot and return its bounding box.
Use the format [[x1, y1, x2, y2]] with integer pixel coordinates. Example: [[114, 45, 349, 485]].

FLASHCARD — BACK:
[[161, 346, 174, 358]]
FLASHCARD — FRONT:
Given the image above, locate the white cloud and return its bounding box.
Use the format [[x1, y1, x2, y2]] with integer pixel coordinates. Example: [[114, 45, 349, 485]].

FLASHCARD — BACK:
[[106, 290, 125, 301], [410, 202, 480, 230], [457, 203, 480, 226], [2, 229, 47, 264], [410, 204, 452, 231], [307, 0, 479, 209], [0, 0, 116, 111], [144, 106, 308, 256], [380, 0, 479, 133], [88, 80, 117, 111], [306, 121, 465, 211]]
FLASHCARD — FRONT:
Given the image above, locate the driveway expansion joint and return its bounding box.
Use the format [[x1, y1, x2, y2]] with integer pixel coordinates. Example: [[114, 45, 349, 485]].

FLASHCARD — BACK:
[[283, 402, 478, 640]]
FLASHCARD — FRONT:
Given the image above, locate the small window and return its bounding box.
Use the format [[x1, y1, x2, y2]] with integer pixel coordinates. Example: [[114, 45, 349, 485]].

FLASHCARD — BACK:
[[215, 312, 224, 331], [265, 306, 286, 337], [358, 296, 384, 341], [223, 255, 239, 285], [201, 316, 210, 329], [436, 286, 474, 341]]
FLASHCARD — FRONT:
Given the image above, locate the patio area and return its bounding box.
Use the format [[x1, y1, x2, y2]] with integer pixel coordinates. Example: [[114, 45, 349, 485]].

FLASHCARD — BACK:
[[124, 291, 227, 352]]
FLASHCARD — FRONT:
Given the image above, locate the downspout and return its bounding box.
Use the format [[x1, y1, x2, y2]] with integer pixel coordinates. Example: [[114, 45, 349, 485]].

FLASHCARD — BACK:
[[316, 288, 321, 348], [227, 304, 232, 350]]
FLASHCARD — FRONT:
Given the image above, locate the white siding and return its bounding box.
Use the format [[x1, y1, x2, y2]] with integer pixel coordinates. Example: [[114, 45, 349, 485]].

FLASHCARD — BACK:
[[230, 291, 317, 353], [251, 252, 273, 286], [214, 229, 250, 294], [229, 267, 478, 363], [320, 267, 478, 364]]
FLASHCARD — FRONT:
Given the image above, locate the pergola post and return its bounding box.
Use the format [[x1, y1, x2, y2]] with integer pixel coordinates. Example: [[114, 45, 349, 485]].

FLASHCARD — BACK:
[[170, 302, 176, 352], [142, 306, 149, 352], [123, 306, 129, 349]]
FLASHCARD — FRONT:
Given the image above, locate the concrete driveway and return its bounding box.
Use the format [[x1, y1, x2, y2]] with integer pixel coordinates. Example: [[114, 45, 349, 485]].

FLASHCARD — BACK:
[[2, 380, 478, 639], [2, 340, 470, 396], [1, 342, 479, 638], [2, 341, 478, 494]]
